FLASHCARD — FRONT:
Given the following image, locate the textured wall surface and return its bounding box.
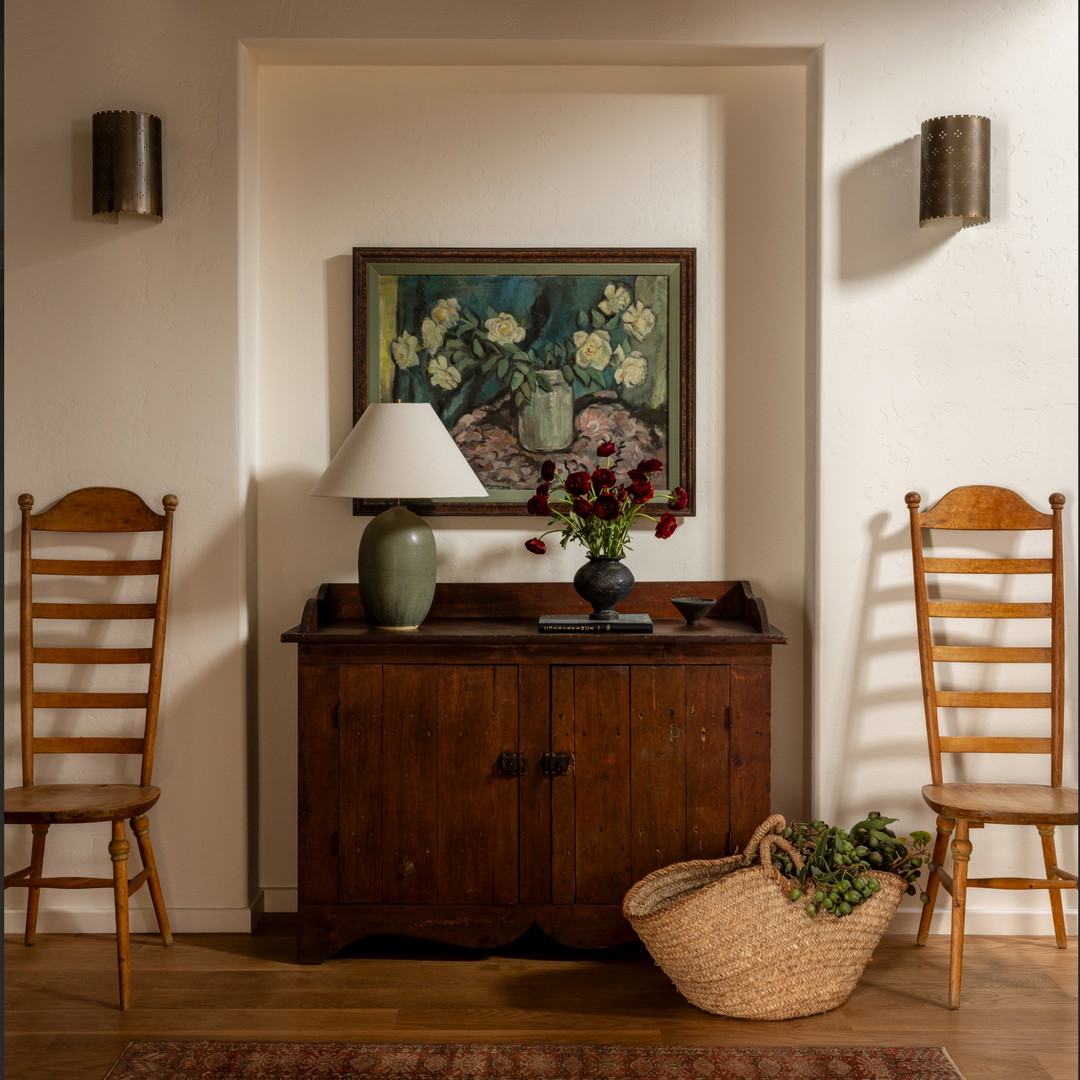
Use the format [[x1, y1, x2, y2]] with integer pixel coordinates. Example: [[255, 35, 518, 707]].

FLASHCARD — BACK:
[[5, 0, 1076, 935]]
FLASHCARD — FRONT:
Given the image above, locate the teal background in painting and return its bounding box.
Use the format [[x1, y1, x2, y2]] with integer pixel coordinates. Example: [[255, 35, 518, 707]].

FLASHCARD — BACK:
[[363, 260, 684, 502]]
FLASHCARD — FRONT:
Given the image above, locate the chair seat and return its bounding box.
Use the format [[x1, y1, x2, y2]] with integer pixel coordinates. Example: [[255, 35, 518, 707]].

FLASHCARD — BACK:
[[922, 782, 1078, 826], [4, 784, 161, 825]]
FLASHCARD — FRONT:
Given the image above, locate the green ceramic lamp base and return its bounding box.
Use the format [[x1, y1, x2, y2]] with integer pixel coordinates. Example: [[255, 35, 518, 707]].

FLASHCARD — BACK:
[[358, 505, 437, 630]]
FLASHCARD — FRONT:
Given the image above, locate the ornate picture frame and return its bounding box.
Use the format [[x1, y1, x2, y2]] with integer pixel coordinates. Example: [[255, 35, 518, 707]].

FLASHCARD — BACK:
[[353, 247, 695, 516]]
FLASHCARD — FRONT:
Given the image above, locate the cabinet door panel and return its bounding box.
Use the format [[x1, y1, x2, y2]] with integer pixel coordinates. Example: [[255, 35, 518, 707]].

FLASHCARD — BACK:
[[298, 662, 342, 906], [339, 664, 384, 903], [437, 664, 519, 905], [683, 664, 731, 856], [339, 664, 518, 906], [565, 665, 632, 905], [382, 666, 440, 903], [630, 665, 693, 879], [553, 664, 731, 906]]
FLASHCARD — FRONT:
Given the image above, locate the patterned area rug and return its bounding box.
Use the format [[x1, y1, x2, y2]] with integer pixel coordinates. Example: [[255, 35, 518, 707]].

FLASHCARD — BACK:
[[103, 1041, 966, 1079]]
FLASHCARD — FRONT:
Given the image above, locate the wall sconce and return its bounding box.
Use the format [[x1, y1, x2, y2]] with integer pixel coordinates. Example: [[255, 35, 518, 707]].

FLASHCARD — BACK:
[[919, 114, 990, 228], [92, 110, 163, 220]]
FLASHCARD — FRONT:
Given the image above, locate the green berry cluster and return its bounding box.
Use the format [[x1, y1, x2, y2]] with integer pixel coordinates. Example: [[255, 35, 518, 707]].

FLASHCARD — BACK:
[[771, 812, 933, 918]]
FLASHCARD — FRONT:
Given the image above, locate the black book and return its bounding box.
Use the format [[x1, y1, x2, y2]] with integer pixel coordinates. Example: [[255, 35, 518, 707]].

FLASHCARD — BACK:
[[538, 614, 653, 634]]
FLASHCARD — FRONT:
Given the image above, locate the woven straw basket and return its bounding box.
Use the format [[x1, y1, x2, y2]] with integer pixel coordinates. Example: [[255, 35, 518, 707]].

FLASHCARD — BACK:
[[622, 814, 906, 1020]]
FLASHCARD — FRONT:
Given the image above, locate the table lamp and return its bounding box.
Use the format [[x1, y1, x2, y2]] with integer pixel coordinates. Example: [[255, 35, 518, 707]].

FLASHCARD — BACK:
[[311, 402, 487, 629]]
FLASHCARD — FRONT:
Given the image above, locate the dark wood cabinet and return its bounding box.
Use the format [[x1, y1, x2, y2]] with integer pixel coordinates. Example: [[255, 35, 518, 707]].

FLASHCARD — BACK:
[[283, 581, 785, 963]]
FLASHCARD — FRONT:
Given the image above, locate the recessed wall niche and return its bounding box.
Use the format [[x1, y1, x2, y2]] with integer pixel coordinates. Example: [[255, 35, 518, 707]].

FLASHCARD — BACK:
[[246, 48, 810, 896]]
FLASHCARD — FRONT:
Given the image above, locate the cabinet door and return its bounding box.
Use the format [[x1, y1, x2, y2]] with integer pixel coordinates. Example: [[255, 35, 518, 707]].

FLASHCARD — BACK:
[[338, 663, 519, 906], [550, 664, 730, 905]]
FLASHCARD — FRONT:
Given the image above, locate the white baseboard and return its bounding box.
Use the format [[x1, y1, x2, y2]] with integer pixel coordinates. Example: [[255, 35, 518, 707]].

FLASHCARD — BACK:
[[4, 898, 263, 935], [7, 892, 1074, 938], [888, 906, 1077, 937]]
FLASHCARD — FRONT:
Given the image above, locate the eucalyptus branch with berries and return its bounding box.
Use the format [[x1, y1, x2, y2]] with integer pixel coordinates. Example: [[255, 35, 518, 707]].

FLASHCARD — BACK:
[[523, 440, 688, 559]]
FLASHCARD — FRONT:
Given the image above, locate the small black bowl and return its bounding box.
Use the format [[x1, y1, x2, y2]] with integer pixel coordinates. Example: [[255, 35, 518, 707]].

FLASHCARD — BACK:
[[671, 597, 715, 626]]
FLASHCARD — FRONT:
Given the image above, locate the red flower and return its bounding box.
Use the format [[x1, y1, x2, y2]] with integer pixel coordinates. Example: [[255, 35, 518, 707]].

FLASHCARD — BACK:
[[564, 471, 592, 496], [654, 513, 678, 539], [593, 493, 621, 520], [521, 446, 688, 560]]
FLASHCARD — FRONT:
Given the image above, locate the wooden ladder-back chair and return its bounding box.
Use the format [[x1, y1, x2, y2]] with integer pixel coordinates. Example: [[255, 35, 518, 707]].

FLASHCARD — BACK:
[[906, 485, 1077, 1008], [4, 487, 178, 1009]]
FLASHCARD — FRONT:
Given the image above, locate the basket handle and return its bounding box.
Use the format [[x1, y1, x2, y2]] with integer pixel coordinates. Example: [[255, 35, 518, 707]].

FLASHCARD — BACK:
[[741, 814, 805, 873], [741, 814, 787, 859]]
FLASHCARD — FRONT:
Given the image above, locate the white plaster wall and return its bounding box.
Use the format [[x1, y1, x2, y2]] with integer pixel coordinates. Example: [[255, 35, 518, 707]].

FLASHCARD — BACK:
[[5, 0, 1076, 938], [4, 2, 254, 931]]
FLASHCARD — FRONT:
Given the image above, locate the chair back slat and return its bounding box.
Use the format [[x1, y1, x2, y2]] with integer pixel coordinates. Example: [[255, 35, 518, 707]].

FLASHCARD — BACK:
[[931, 645, 1051, 663], [916, 485, 1053, 530], [28, 487, 168, 532], [31, 558, 162, 576], [32, 692, 149, 710], [18, 488, 177, 788], [31, 602, 159, 620], [33, 647, 155, 665], [922, 557, 1052, 574], [32, 737, 146, 756], [925, 600, 1052, 619], [938, 736, 1052, 755], [935, 691, 1052, 709], [906, 486, 1065, 788]]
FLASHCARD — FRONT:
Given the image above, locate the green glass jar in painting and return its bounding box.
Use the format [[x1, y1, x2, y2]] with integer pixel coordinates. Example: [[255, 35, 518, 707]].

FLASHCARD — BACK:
[[517, 369, 573, 453]]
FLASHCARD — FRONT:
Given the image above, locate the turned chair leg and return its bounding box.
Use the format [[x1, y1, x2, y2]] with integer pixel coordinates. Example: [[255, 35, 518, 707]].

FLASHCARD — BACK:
[[916, 815, 953, 946], [24, 823, 50, 946], [1037, 824, 1068, 949], [132, 814, 172, 946], [947, 821, 972, 1010], [110, 819, 133, 1010]]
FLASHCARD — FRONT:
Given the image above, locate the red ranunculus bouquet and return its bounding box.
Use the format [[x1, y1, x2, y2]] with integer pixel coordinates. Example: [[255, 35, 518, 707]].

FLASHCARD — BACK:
[[524, 440, 688, 558]]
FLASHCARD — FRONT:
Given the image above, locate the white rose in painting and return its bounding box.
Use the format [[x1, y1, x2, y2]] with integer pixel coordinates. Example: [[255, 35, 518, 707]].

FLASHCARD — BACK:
[[572, 329, 612, 371], [421, 318, 445, 352], [598, 283, 631, 316], [391, 331, 420, 369], [622, 301, 656, 342], [431, 298, 461, 328], [427, 355, 462, 391], [485, 312, 526, 347], [613, 347, 648, 389]]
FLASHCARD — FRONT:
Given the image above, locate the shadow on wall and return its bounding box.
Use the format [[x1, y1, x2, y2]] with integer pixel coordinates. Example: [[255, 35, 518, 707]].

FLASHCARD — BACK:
[[832, 509, 929, 831], [839, 137, 960, 281]]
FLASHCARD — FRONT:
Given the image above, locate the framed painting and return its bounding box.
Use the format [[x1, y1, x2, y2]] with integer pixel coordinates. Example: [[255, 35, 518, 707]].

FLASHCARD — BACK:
[[353, 247, 695, 516]]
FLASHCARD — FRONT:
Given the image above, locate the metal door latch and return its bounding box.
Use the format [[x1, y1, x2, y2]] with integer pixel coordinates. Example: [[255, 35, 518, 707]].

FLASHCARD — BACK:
[[541, 751, 572, 776], [496, 752, 528, 776]]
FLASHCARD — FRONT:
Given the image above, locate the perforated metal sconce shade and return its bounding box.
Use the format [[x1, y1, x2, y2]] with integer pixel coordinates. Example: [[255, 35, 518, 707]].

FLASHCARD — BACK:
[[92, 110, 163, 219], [919, 115, 990, 228]]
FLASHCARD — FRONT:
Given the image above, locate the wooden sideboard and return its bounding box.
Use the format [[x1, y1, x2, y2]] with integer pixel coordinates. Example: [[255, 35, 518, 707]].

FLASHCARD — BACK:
[[282, 581, 786, 964]]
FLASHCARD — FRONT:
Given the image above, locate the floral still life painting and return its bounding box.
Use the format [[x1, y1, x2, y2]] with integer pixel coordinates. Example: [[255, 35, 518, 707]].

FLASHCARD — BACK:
[[353, 248, 695, 515]]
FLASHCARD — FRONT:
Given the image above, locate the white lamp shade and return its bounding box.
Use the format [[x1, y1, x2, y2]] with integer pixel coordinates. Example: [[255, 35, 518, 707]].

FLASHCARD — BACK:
[[311, 402, 488, 500]]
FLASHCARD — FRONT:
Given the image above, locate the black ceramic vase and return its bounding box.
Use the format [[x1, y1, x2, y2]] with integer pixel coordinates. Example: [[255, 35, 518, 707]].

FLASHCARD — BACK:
[[573, 556, 635, 621]]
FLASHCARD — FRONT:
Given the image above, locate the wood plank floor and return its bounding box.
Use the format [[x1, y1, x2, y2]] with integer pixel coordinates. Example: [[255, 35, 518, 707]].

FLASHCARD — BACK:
[[4, 918, 1077, 1080]]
